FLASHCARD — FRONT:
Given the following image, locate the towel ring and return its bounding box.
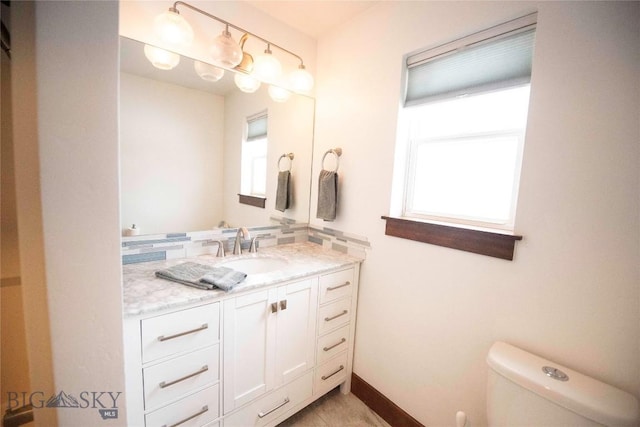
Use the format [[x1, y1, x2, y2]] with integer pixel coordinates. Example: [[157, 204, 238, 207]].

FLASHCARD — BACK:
[[321, 148, 342, 172], [278, 153, 294, 172]]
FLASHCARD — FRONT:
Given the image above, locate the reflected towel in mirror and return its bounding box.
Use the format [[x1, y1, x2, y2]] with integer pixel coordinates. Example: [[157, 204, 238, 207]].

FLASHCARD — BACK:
[[275, 170, 292, 212]]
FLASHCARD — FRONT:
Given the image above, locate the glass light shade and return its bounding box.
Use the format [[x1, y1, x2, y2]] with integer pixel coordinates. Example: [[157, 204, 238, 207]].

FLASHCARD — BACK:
[[144, 44, 180, 70], [153, 9, 194, 49], [194, 60, 225, 82], [210, 30, 243, 68], [234, 73, 261, 93], [268, 85, 291, 103], [253, 51, 282, 82], [289, 67, 314, 92]]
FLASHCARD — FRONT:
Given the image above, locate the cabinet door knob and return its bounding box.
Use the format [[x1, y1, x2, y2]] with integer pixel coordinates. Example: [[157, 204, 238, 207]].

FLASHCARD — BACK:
[[279, 299, 288, 311], [270, 302, 278, 314]]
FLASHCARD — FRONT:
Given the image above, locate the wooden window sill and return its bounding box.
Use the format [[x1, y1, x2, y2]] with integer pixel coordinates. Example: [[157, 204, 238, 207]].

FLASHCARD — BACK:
[[238, 194, 266, 208], [381, 216, 522, 260]]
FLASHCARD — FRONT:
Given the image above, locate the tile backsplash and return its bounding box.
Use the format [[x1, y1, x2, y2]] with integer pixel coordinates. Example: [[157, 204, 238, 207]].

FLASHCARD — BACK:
[[121, 217, 370, 264]]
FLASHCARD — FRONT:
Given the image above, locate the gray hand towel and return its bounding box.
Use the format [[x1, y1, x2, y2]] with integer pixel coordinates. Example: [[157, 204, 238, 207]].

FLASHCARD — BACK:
[[200, 266, 247, 291], [155, 262, 246, 291], [275, 170, 292, 212], [316, 169, 338, 221]]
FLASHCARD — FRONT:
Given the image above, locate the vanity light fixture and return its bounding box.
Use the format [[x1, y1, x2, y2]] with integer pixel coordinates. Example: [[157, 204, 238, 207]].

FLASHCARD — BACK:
[[253, 44, 282, 82], [289, 65, 315, 93], [152, 1, 314, 94], [153, 7, 194, 49], [143, 44, 180, 70], [210, 25, 244, 68]]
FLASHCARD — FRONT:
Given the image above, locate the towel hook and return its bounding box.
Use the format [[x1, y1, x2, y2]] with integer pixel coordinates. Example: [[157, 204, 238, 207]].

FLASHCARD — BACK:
[[321, 148, 342, 172], [278, 153, 294, 172]]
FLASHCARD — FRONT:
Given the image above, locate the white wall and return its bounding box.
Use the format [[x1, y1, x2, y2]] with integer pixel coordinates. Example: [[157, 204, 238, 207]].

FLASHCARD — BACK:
[[313, 2, 640, 426], [120, 72, 225, 235], [12, 1, 125, 425]]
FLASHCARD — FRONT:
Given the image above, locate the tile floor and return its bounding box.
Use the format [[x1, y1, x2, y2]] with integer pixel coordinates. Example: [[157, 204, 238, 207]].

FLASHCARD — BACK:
[[277, 387, 391, 427]]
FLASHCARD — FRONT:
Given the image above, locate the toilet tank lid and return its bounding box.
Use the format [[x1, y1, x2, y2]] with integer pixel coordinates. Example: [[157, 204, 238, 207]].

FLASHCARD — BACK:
[[487, 341, 640, 427]]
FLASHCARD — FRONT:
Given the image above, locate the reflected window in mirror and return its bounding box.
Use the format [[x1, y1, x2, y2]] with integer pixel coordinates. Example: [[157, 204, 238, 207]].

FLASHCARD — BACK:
[[241, 111, 268, 199]]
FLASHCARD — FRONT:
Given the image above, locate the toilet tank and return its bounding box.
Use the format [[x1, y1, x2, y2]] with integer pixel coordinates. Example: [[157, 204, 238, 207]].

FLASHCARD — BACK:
[[486, 341, 639, 427]]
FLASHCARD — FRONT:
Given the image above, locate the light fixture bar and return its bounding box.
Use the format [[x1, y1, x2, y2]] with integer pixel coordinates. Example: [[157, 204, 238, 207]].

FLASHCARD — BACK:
[[172, 1, 306, 68]]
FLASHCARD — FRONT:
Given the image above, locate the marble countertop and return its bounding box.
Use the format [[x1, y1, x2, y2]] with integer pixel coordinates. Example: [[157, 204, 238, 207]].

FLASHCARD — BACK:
[[122, 242, 362, 317]]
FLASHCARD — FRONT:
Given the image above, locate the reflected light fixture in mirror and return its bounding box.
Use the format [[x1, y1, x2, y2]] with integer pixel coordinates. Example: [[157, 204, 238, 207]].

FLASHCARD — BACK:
[[194, 60, 225, 82], [144, 44, 180, 70], [150, 1, 314, 97], [268, 85, 291, 103], [234, 73, 261, 93]]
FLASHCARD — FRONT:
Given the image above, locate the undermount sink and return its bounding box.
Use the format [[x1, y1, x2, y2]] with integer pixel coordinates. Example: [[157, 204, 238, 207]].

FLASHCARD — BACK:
[[221, 256, 289, 275]]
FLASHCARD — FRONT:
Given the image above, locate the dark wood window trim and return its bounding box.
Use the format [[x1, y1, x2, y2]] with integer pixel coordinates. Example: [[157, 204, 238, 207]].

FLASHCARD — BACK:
[[381, 216, 522, 261], [238, 194, 266, 208]]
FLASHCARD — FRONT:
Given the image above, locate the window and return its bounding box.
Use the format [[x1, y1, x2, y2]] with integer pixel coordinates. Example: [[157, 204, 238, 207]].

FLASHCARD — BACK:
[[240, 111, 268, 206], [405, 86, 530, 230], [385, 13, 537, 260]]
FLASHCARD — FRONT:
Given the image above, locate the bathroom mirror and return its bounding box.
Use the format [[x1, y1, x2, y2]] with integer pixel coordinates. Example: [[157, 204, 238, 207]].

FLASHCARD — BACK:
[[119, 37, 315, 235]]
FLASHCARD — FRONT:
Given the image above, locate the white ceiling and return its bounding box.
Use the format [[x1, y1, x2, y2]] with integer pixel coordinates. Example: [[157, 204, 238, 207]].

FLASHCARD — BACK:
[[245, 1, 377, 39]]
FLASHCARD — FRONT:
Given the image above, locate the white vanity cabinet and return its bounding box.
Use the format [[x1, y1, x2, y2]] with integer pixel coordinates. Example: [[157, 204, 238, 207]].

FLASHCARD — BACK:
[[222, 277, 318, 414], [124, 261, 360, 427], [124, 302, 222, 427]]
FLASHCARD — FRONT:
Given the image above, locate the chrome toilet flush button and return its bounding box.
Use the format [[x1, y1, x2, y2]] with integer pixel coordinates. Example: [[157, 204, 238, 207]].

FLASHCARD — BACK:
[[542, 366, 569, 381]]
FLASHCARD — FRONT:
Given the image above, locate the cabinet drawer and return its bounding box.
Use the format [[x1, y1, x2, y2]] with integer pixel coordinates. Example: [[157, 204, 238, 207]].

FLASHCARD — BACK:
[[145, 384, 219, 427], [318, 298, 351, 336], [142, 303, 219, 363], [223, 371, 313, 427], [316, 325, 349, 365], [319, 269, 354, 304], [314, 352, 348, 396], [144, 345, 219, 411]]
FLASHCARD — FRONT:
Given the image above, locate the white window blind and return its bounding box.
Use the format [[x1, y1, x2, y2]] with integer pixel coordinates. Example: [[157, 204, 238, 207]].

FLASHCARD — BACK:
[[246, 111, 268, 141], [405, 13, 536, 106]]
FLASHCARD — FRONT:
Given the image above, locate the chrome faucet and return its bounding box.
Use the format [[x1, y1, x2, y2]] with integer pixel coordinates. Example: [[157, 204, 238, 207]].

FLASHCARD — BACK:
[[233, 227, 251, 255], [214, 240, 225, 257]]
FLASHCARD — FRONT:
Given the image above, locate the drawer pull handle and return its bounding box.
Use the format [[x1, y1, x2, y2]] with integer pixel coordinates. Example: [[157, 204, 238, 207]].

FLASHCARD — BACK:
[[322, 365, 345, 381], [323, 338, 347, 352], [159, 365, 209, 389], [157, 323, 208, 342], [327, 281, 351, 291], [324, 310, 348, 322], [162, 405, 208, 427], [257, 397, 290, 418]]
